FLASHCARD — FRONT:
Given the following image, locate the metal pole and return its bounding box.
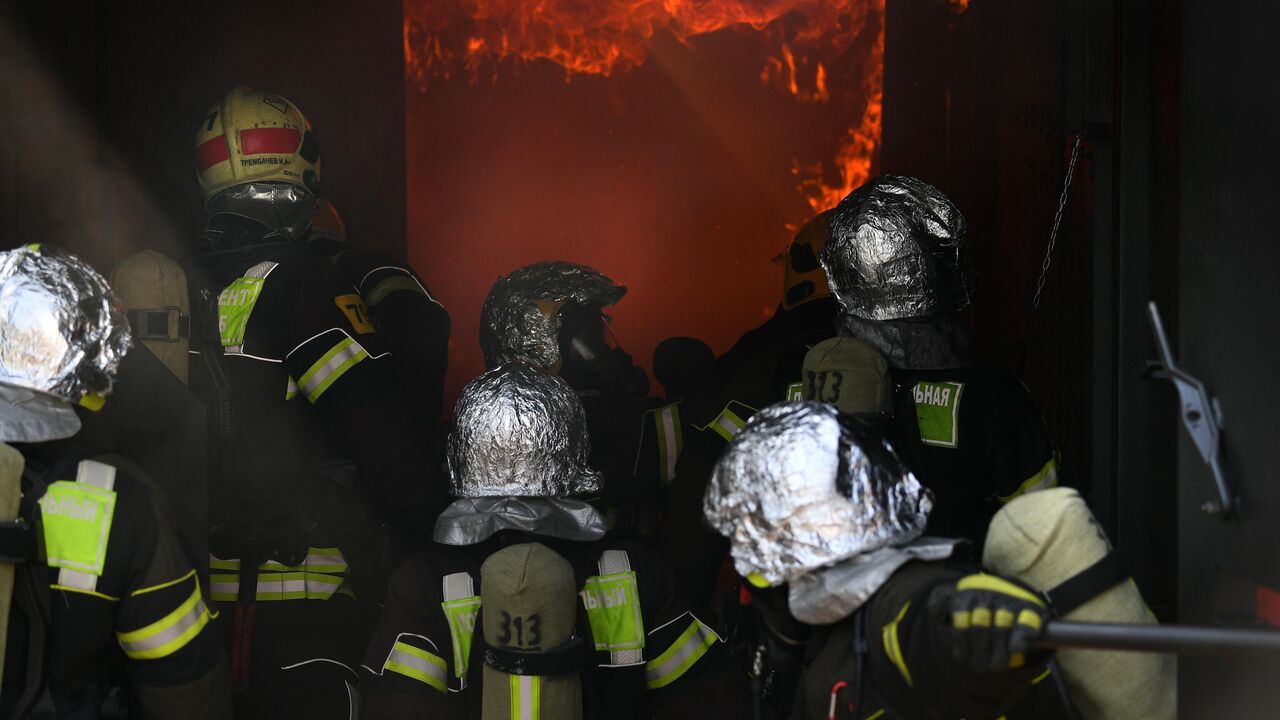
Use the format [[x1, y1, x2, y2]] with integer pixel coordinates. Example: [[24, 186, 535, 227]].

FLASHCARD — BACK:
[[1038, 621, 1280, 656]]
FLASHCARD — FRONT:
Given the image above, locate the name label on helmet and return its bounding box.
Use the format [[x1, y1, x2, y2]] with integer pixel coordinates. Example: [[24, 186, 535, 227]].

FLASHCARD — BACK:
[[580, 571, 645, 651], [335, 294, 376, 335], [40, 481, 116, 576], [913, 380, 965, 448]]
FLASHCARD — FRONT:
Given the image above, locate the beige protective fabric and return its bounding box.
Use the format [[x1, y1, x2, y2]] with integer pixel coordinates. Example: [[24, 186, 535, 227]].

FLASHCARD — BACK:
[[0, 442, 24, 683], [110, 250, 189, 385], [480, 543, 582, 720], [983, 487, 1176, 720], [802, 336, 891, 415]]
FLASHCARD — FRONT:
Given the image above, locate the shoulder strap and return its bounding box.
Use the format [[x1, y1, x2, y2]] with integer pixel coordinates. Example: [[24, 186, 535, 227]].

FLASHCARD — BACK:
[[1043, 552, 1129, 617]]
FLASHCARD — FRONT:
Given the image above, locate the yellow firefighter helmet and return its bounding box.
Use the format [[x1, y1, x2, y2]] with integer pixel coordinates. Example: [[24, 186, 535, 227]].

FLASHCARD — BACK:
[[195, 86, 321, 206], [781, 209, 834, 311]]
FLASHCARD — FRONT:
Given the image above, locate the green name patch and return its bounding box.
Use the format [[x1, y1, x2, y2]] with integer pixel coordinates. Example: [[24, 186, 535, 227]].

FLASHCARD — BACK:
[[580, 571, 645, 651], [40, 480, 116, 575], [913, 380, 965, 448]]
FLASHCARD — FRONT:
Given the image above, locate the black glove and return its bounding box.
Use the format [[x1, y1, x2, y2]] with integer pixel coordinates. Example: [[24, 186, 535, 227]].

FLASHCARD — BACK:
[[927, 573, 1049, 673]]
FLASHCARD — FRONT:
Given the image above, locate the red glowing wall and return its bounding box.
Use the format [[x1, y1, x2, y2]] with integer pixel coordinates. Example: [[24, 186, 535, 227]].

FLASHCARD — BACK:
[[404, 4, 882, 407]]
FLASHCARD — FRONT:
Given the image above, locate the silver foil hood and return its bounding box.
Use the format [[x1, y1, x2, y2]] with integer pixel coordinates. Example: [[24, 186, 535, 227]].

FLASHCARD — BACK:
[[448, 361, 603, 497], [703, 401, 932, 587], [204, 181, 318, 244], [0, 244, 131, 404], [820, 175, 975, 320], [479, 261, 626, 369]]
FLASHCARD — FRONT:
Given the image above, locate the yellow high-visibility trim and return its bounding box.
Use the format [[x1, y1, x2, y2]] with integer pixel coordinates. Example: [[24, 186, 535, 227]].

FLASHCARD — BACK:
[[1032, 667, 1053, 685], [117, 583, 213, 660], [644, 618, 720, 690], [385, 641, 447, 692], [956, 574, 1045, 606], [865, 710, 886, 720], [1017, 608, 1043, 631], [881, 601, 913, 687], [998, 458, 1059, 503], [298, 336, 369, 403], [51, 585, 120, 601], [747, 573, 772, 589], [952, 610, 969, 629], [78, 392, 106, 412], [971, 607, 992, 628], [131, 569, 198, 598]]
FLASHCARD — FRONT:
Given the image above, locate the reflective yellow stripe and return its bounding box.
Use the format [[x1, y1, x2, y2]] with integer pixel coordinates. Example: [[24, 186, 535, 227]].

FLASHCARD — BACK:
[[865, 711, 886, 720], [510, 674, 541, 720], [696, 401, 756, 442], [117, 582, 213, 660], [651, 403, 683, 485], [644, 617, 720, 690], [209, 571, 348, 602], [881, 601, 913, 687], [1032, 666, 1053, 685], [956, 574, 1045, 606], [285, 375, 299, 400], [385, 640, 447, 692], [209, 548, 349, 575], [998, 458, 1059, 503], [132, 569, 199, 598], [298, 335, 369, 403]]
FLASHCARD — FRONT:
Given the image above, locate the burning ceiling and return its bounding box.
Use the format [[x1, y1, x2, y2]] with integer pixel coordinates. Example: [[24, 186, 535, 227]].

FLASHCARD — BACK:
[[403, 0, 885, 216]]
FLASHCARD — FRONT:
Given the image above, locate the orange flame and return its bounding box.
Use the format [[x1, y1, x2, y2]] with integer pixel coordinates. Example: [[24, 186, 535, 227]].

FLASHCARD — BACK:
[[404, 0, 883, 217]]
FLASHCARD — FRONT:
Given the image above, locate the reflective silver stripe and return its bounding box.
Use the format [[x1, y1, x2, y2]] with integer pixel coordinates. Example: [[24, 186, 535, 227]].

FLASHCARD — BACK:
[[285, 376, 299, 400], [644, 616, 721, 689], [244, 261, 279, 280], [118, 593, 211, 659], [512, 674, 540, 720], [386, 643, 448, 691], [76, 460, 116, 490], [298, 335, 369, 402], [598, 551, 643, 666], [56, 567, 98, 592], [657, 404, 680, 484]]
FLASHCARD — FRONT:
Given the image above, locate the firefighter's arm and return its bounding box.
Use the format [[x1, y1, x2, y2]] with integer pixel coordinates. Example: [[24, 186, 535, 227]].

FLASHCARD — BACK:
[[114, 478, 231, 720], [275, 259, 444, 545], [633, 546, 748, 719], [995, 376, 1060, 504], [340, 251, 451, 426], [361, 554, 464, 718], [877, 572, 1051, 718]]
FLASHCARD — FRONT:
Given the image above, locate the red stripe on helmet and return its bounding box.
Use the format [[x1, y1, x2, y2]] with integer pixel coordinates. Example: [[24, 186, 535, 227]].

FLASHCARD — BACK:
[[196, 136, 230, 171], [240, 127, 300, 156]]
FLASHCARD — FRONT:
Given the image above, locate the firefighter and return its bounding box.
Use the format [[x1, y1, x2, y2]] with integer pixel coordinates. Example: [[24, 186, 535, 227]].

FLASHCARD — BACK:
[[704, 401, 1068, 719], [360, 362, 745, 719], [0, 244, 230, 718], [819, 175, 1059, 548], [307, 198, 451, 426], [663, 211, 840, 608], [189, 86, 443, 717], [479, 261, 670, 540]]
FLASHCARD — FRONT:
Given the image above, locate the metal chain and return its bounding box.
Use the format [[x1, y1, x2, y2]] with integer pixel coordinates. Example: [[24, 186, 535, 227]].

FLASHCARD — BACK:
[[1030, 129, 1088, 314]]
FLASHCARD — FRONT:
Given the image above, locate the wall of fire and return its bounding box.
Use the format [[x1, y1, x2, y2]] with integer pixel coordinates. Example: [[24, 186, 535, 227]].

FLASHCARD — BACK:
[[5, 1, 1280, 712]]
